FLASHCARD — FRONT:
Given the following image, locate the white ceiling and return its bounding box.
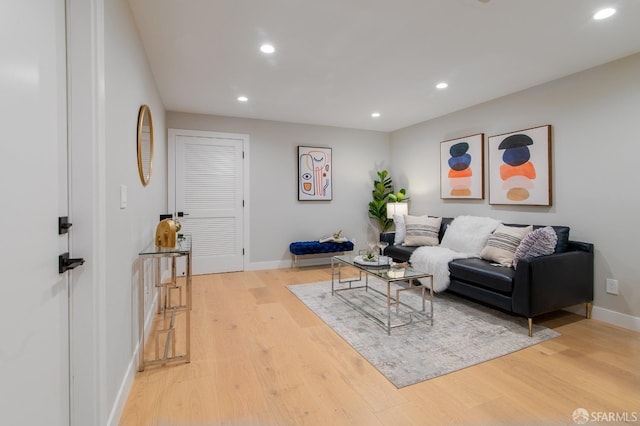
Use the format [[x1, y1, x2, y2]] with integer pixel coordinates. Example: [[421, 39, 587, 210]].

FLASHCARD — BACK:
[[127, 0, 640, 132]]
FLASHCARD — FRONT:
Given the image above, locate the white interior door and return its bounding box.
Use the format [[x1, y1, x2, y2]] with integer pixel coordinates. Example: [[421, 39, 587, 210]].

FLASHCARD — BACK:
[[0, 0, 71, 424], [169, 129, 247, 275]]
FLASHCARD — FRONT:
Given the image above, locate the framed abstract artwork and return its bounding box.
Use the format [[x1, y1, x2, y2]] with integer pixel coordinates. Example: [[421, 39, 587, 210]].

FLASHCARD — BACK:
[[488, 125, 552, 206], [298, 146, 332, 201], [440, 133, 484, 199]]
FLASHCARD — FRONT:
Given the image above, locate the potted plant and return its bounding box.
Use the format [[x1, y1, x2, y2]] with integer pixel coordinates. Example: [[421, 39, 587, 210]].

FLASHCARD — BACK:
[[368, 170, 408, 232]]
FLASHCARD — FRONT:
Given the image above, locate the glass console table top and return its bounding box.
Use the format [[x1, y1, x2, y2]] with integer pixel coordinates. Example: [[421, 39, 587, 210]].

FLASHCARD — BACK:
[[139, 234, 191, 256]]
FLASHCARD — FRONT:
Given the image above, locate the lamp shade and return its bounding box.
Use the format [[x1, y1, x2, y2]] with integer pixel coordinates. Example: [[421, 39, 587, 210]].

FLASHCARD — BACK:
[[386, 202, 408, 219]]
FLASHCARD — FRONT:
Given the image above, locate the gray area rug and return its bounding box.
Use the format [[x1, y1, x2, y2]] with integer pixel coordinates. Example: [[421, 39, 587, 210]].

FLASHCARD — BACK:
[[288, 279, 560, 388]]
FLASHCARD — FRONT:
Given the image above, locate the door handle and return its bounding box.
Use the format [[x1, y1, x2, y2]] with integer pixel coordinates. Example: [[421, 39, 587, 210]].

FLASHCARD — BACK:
[[59, 252, 86, 274], [177, 212, 189, 217]]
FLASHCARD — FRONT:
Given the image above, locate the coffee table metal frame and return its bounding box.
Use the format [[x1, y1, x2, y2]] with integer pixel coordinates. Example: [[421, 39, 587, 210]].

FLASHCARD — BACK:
[[331, 254, 434, 335]]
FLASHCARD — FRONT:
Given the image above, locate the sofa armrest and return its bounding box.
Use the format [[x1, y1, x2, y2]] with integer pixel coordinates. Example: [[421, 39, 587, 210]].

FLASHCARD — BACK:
[[512, 248, 594, 317], [380, 232, 395, 245], [568, 240, 594, 253]]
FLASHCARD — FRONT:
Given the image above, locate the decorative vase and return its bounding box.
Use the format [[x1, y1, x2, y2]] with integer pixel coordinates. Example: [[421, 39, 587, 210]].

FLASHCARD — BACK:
[[155, 219, 176, 247]]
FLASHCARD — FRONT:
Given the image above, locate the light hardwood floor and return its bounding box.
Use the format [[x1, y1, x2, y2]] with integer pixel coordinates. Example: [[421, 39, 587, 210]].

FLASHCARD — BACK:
[[120, 266, 640, 425]]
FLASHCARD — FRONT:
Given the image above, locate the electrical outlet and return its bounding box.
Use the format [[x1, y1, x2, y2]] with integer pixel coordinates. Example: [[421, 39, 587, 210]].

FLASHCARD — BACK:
[[606, 278, 619, 295]]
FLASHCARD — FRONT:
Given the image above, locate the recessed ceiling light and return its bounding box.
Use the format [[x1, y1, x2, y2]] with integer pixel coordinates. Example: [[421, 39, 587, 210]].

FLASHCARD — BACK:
[[436, 82, 448, 89], [593, 8, 616, 20], [260, 44, 275, 54], [371, 112, 381, 118], [237, 96, 248, 102]]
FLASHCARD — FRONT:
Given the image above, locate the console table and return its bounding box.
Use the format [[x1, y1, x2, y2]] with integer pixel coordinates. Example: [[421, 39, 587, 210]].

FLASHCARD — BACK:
[[137, 235, 192, 371]]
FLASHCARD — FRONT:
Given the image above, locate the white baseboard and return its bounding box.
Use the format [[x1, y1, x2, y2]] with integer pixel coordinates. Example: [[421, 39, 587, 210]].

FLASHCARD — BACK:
[[248, 260, 288, 270], [591, 305, 640, 332], [248, 256, 333, 271], [107, 352, 137, 426], [564, 304, 640, 333], [107, 293, 158, 426]]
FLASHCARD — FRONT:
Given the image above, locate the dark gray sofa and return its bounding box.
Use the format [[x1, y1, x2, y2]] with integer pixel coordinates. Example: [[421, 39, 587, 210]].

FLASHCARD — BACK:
[[381, 217, 594, 336]]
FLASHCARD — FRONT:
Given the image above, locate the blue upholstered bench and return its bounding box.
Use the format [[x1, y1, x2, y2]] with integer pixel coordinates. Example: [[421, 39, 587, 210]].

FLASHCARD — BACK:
[[289, 240, 354, 268]]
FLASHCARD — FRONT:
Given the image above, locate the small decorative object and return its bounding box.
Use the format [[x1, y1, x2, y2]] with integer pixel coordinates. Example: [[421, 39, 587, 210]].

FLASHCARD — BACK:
[[319, 230, 348, 243], [355, 248, 391, 266], [363, 250, 377, 262], [377, 240, 389, 256], [155, 219, 176, 247], [387, 268, 405, 278], [174, 218, 183, 240], [298, 146, 332, 201], [488, 125, 552, 206], [354, 249, 379, 266], [440, 133, 484, 199]]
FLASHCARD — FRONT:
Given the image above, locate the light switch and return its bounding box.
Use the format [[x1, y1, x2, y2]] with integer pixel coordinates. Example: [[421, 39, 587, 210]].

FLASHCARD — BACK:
[[120, 184, 127, 209]]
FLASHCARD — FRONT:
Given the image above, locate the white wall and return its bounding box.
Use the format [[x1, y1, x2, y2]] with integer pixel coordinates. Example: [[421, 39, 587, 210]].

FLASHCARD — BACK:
[[105, 0, 166, 422], [166, 113, 391, 267], [390, 53, 640, 321]]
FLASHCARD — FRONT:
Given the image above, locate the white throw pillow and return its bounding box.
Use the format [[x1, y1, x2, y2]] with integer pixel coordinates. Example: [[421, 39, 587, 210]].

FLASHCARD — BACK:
[[403, 216, 442, 247], [392, 214, 406, 245], [440, 215, 501, 256], [481, 224, 533, 267]]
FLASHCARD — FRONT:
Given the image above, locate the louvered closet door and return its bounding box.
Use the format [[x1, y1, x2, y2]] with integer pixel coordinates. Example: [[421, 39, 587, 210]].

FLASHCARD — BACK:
[[175, 134, 244, 274]]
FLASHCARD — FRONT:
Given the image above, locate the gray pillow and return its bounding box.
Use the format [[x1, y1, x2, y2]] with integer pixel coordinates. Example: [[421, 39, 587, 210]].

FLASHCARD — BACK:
[[513, 226, 558, 269]]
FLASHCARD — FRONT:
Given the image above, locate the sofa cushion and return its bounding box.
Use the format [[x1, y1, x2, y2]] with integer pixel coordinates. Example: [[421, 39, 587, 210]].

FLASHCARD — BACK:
[[403, 215, 441, 246], [504, 223, 570, 253], [513, 226, 557, 268], [480, 224, 533, 267], [545, 226, 569, 253], [448, 258, 515, 293], [439, 217, 453, 242], [385, 244, 416, 262]]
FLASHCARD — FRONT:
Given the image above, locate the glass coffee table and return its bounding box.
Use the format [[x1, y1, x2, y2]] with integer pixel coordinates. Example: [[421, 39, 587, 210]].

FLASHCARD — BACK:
[[331, 254, 434, 335]]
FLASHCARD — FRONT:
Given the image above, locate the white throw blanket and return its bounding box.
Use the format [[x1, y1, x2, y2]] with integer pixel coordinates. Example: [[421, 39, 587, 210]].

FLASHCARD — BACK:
[[410, 246, 471, 292]]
